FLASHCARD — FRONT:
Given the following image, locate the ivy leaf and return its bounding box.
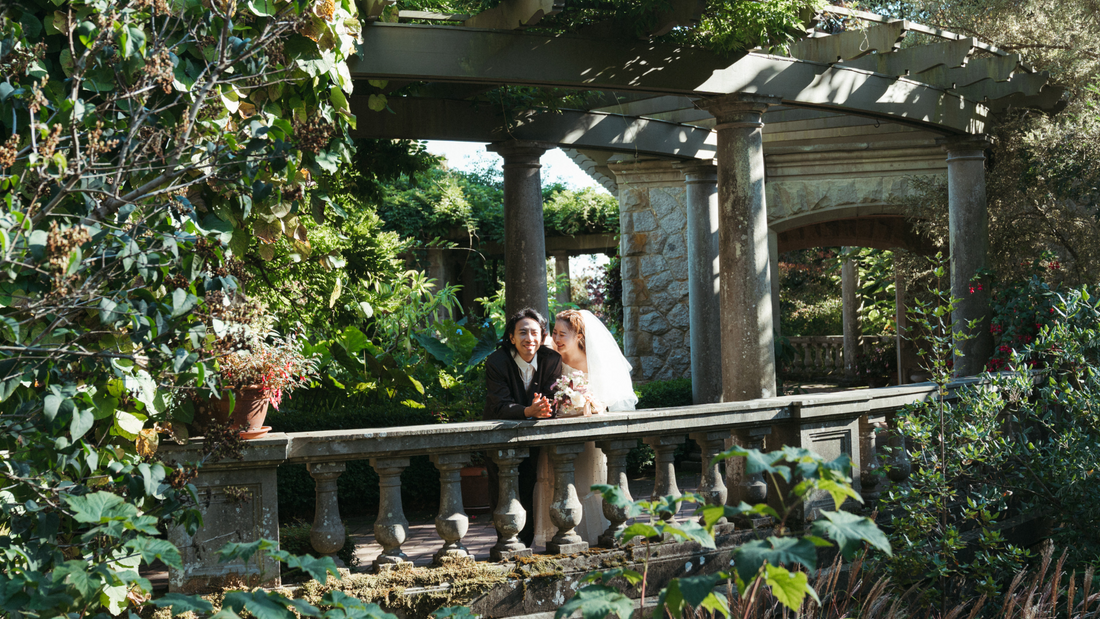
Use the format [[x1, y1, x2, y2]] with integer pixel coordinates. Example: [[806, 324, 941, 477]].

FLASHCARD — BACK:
[[274, 552, 340, 584], [554, 585, 633, 619], [764, 564, 818, 611], [732, 537, 817, 584], [218, 539, 275, 564], [811, 510, 891, 560], [676, 573, 725, 607], [744, 450, 791, 482], [816, 479, 862, 509], [151, 592, 214, 616], [367, 93, 387, 112]]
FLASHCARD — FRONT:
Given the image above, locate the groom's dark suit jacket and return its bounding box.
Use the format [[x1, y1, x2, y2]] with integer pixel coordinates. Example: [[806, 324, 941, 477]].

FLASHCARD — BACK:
[[483, 346, 563, 420], [483, 345, 562, 547]]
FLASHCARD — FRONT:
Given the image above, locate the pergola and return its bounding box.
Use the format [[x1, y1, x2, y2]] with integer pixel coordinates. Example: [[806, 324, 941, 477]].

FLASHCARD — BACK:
[[348, 3, 1063, 403]]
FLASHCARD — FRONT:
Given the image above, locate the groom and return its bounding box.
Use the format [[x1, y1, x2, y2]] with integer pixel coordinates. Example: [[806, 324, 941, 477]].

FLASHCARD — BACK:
[[483, 307, 562, 547]]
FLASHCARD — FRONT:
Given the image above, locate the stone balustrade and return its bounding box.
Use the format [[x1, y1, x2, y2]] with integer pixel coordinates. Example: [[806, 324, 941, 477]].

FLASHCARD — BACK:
[[160, 380, 973, 590], [783, 335, 894, 380]]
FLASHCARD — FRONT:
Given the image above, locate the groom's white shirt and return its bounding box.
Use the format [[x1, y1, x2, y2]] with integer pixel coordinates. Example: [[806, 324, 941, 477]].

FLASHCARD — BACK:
[[511, 350, 537, 390]]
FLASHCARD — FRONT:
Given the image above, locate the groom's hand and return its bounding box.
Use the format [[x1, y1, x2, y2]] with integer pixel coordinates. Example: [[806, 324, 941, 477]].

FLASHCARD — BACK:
[[525, 393, 553, 419]]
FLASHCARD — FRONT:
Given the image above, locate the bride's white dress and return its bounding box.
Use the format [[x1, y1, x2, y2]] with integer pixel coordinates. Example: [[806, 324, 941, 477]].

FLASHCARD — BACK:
[[532, 311, 638, 550]]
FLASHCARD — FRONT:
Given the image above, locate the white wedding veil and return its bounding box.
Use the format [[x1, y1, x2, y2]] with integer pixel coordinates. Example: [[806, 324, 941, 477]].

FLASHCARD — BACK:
[[581, 310, 637, 412]]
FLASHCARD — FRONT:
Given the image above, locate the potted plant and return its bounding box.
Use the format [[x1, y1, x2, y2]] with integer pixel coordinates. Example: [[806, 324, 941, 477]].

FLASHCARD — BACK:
[[198, 329, 320, 438]]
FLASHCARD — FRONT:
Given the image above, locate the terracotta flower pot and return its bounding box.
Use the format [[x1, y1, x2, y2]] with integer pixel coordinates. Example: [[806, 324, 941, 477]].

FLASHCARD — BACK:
[[460, 465, 491, 514], [191, 387, 270, 438]]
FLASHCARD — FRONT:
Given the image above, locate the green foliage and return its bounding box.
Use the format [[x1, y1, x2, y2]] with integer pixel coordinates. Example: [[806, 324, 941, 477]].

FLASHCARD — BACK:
[[779, 249, 843, 336], [880, 255, 1029, 599], [0, 0, 363, 613], [543, 188, 620, 238], [563, 446, 889, 618]]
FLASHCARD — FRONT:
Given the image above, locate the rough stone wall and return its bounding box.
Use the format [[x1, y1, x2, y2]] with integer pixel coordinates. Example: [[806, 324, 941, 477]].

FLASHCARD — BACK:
[[610, 160, 691, 384]]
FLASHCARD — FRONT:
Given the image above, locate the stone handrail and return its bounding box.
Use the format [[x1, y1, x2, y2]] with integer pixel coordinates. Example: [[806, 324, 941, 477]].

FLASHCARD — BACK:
[[782, 335, 894, 380], [161, 379, 971, 589]]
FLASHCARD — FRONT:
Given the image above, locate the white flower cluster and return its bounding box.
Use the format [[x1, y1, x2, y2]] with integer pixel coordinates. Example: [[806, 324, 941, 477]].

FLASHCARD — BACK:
[[551, 370, 604, 417]]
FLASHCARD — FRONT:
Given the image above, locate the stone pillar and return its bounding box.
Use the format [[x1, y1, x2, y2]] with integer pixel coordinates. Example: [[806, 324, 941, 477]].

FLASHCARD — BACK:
[[895, 266, 908, 385], [643, 435, 683, 521], [369, 457, 411, 570], [608, 160, 692, 384], [689, 431, 729, 525], [490, 448, 531, 561], [487, 140, 553, 320], [769, 229, 781, 338], [552, 252, 571, 305], [842, 251, 862, 378], [698, 94, 780, 401], [676, 160, 722, 404], [426, 247, 450, 322], [430, 453, 471, 563], [597, 439, 636, 547], [942, 134, 993, 377], [308, 462, 347, 558], [546, 444, 589, 554]]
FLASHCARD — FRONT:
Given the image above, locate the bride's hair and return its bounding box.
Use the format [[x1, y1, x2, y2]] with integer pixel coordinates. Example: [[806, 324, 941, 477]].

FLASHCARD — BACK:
[[554, 310, 586, 352]]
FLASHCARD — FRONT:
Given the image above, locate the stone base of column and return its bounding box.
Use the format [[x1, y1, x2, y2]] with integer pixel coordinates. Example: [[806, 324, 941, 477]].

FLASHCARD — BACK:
[[374, 553, 411, 572], [433, 544, 472, 565], [546, 539, 589, 555], [490, 547, 533, 562], [597, 526, 624, 549]]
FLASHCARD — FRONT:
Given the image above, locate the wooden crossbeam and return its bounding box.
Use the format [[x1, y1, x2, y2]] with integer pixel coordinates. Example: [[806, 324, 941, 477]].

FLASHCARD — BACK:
[[788, 21, 908, 63], [463, 0, 565, 30]]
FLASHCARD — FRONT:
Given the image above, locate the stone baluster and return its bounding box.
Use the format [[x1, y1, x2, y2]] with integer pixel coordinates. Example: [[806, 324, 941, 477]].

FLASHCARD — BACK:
[[689, 431, 729, 526], [644, 435, 683, 521], [597, 439, 637, 547], [886, 414, 912, 485], [369, 457, 411, 570], [490, 448, 531, 561], [308, 462, 347, 559], [729, 429, 770, 514], [430, 453, 471, 563], [858, 417, 884, 504], [547, 444, 589, 554], [800, 342, 811, 377]]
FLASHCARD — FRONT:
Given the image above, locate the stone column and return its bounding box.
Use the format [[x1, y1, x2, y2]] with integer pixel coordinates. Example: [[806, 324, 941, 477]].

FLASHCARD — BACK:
[[643, 435, 683, 521], [546, 444, 589, 554], [553, 252, 571, 305], [369, 457, 411, 570], [597, 439, 636, 547], [698, 94, 781, 401], [895, 266, 908, 385], [842, 251, 862, 379], [308, 462, 347, 558], [676, 160, 722, 405], [487, 140, 553, 319], [689, 431, 729, 525], [490, 448, 531, 561], [426, 247, 450, 322], [942, 134, 993, 377], [769, 230, 781, 338], [430, 453, 471, 563]]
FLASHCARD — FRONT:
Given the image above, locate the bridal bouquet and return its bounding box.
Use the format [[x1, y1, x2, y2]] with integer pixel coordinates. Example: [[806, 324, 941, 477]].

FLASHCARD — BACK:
[[551, 371, 603, 418]]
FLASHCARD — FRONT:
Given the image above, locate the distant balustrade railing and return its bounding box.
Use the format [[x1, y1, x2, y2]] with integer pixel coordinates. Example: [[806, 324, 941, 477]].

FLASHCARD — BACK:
[[781, 335, 894, 380], [161, 379, 976, 588]]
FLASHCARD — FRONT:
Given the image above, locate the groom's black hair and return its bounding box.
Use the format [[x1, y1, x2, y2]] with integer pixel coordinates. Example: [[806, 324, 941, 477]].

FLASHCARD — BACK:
[[500, 308, 548, 352]]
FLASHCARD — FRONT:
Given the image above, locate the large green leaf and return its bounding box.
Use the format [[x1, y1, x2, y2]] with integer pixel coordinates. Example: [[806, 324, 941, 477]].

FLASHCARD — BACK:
[[126, 536, 182, 570], [657, 575, 729, 619], [413, 332, 455, 366], [54, 560, 100, 599], [271, 551, 340, 584], [764, 564, 818, 611], [620, 522, 660, 544], [66, 492, 139, 523], [810, 510, 892, 560], [151, 592, 214, 616], [465, 323, 499, 372], [732, 536, 817, 585], [663, 520, 715, 549], [554, 585, 634, 619]]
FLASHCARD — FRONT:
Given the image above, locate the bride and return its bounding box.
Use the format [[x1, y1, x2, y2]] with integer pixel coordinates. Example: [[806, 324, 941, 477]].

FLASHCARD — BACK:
[[532, 309, 638, 549]]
